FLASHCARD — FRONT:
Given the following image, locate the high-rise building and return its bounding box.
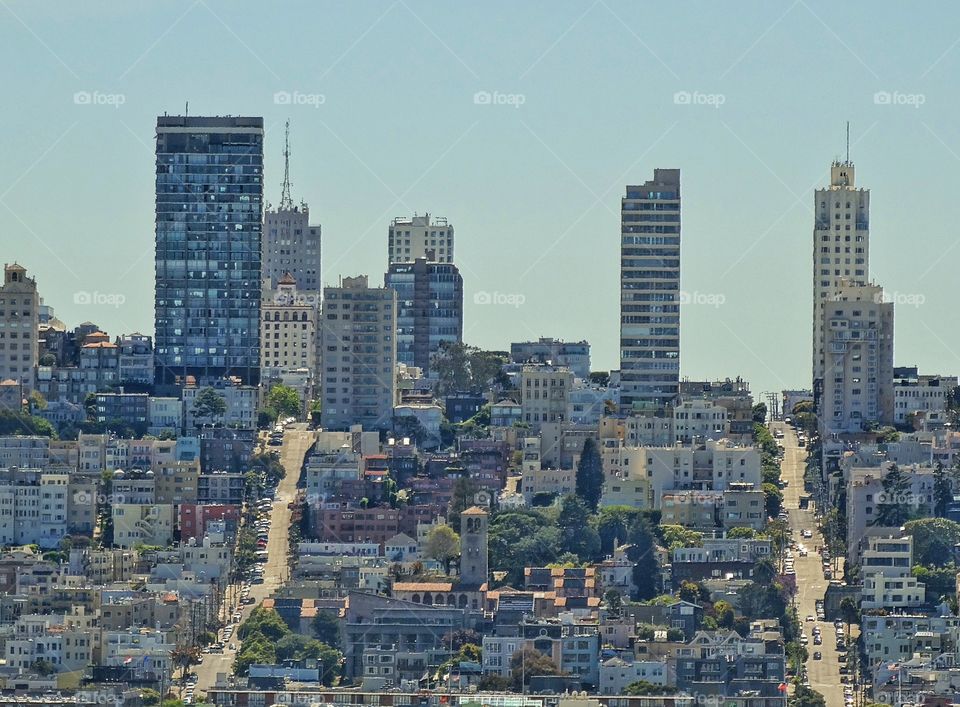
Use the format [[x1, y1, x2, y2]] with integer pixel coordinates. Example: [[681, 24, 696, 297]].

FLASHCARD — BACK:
[[154, 116, 264, 388], [813, 160, 869, 395], [0, 264, 39, 392], [260, 273, 317, 381], [384, 258, 463, 376], [320, 276, 396, 431], [820, 281, 893, 434], [262, 122, 321, 296], [388, 214, 454, 265], [619, 169, 681, 411]]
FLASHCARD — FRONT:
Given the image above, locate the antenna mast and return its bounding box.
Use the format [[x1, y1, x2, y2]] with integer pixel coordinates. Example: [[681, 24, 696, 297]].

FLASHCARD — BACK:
[[846, 121, 850, 163], [280, 119, 294, 210]]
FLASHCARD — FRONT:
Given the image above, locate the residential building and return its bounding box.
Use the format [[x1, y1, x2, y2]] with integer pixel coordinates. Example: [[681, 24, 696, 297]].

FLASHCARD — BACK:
[[320, 275, 397, 431], [813, 159, 870, 396], [112, 503, 174, 548], [620, 170, 681, 411], [182, 378, 258, 430], [260, 273, 317, 383], [93, 392, 149, 429], [0, 471, 70, 547], [520, 364, 574, 431], [860, 533, 925, 611], [115, 333, 154, 385], [385, 258, 463, 376], [0, 263, 40, 392], [154, 115, 264, 387], [388, 213, 454, 265], [820, 281, 894, 433], [511, 338, 591, 379], [893, 367, 957, 427]]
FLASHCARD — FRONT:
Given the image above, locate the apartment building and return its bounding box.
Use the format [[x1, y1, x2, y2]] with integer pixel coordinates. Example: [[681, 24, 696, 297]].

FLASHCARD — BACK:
[[520, 364, 574, 431], [511, 338, 591, 379], [388, 213, 454, 265], [0, 263, 40, 392]]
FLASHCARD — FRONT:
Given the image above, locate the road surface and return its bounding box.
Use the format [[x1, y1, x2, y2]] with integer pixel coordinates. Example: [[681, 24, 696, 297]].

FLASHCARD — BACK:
[[191, 424, 313, 697], [774, 421, 848, 707]]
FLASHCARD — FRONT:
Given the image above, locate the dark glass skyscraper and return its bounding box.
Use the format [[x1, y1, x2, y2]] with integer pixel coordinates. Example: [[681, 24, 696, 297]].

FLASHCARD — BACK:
[[385, 258, 463, 376], [154, 116, 264, 387]]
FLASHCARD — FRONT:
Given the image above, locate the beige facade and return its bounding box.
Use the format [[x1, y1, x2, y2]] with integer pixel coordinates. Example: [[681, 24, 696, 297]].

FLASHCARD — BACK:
[[820, 281, 894, 433], [520, 364, 574, 431], [0, 263, 39, 392], [260, 274, 318, 384], [388, 213, 454, 265], [813, 161, 870, 389]]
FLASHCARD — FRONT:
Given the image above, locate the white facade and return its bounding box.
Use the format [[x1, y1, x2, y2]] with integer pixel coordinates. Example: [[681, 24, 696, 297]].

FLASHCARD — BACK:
[[388, 213, 454, 265], [0, 472, 69, 548], [820, 282, 894, 434], [893, 368, 957, 426], [520, 364, 574, 431], [112, 503, 175, 548], [182, 382, 258, 430], [813, 160, 870, 388]]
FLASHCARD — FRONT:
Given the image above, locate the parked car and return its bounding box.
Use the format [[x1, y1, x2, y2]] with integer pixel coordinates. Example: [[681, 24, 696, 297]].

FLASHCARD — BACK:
[[813, 652, 822, 660]]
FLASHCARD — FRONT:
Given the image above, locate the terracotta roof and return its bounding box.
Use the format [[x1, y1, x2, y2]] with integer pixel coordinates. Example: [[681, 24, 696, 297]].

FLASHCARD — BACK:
[[261, 598, 275, 609], [393, 582, 454, 592], [278, 272, 297, 286], [82, 341, 117, 349], [301, 607, 318, 618], [460, 506, 488, 516]]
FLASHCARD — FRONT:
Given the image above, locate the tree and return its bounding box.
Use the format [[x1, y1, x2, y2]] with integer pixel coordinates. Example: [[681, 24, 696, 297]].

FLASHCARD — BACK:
[[312, 610, 341, 648], [678, 581, 705, 604], [556, 494, 601, 561], [432, 342, 509, 396], [575, 437, 603, 511], [793, 684, 827, 707], [509, 648, 562, 691], [727, 527, 757, 539], [873, 464, 916, 527], [659, 525, 703, 550], [267, 384, 301, 419], [191, 387, 226, 427], [238, 606, 290, 642], [904, 518, 960, 567], [839, 596, 860, 625], [488, 510, 563, 586], [752, 402, 767, 423], [139, 689, 161, 706], [626, 516, 660, 600], [393, 415, 428, 446], [933, 462, 957, 518], [763, 482, 784, 519], [448, 476, 479, 532], [604, 589, 623, 616], [624, 680, 673, 696], [424, 525, 461, 575]]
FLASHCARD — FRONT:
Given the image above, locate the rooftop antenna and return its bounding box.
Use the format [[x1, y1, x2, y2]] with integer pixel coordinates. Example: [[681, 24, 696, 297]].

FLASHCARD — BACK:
[[280, 119, 294, 210], [846, 121, 850, 163], [185, 101, 189, 117]]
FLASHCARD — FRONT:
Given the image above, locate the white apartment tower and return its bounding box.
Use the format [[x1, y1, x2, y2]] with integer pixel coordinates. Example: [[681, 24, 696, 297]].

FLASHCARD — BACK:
[[388, 214, 454, 265], [620, 169, 681, 412], [0, 264, 40, 393], [820, 281, 893, 434], [813, 160, 870, 395]]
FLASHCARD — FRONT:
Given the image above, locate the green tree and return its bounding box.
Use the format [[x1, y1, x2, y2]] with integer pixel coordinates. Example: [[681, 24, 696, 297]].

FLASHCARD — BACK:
[[238, 606, 290, 642], [448, 477, 479, 533], [556, 494, 601, 561], [763, 482, 784, 519], [424, 525, 461, 574], [752, 402, 767, 423], [604, 589, 623, 616], [727, 527, 758, 539], [839, 596, 860, 625], [191, 387, 226, 427], [903, 517, 960, 566], [267, 384, 301, 419], [575, 437, 604, 511], [509, 648, 562, 691], [312, 610, 341, 648], [933, 462, 957, 518], [393, 415, 428, 446], [626, 516, 660, 600], [792, 684, 827, 707], [659, 525, 703, 550], [624, 680, 673, 696], [872, 465, 917, 527]]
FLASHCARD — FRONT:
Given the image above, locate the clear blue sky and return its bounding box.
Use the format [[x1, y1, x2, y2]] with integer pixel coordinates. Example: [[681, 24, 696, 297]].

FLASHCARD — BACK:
[[2, 0, 959, 400]]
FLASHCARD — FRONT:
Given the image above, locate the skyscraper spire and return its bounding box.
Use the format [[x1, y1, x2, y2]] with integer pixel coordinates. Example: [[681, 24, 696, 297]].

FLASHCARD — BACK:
[[279, 119, 293, 210], [846, 120, 850, 163]]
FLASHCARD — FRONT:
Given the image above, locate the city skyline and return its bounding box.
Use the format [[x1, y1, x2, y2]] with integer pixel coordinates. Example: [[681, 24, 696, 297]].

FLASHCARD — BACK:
[[3, 2, 959, 399]]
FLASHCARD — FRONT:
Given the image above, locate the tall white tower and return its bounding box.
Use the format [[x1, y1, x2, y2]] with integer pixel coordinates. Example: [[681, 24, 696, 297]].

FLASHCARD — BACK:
[[812, 160, 870, 398]]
